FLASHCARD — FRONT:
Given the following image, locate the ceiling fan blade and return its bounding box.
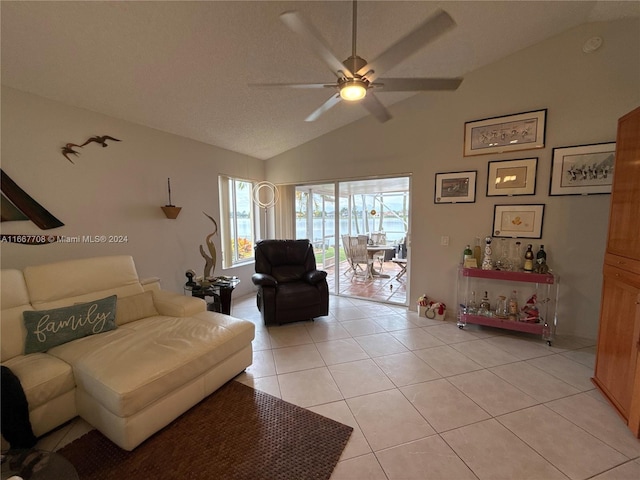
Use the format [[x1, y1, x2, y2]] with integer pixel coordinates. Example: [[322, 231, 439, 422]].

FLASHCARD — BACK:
[[374, 77, 463, 91], [305, 94, 342, 122], [280, 11, 353, 79], [361, 92, 392, 123], [357, 9, 455, 83], [249, 83, 336, 89]]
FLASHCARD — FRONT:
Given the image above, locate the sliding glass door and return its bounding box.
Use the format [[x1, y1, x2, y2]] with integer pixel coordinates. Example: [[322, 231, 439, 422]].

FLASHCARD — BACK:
[[295, 176, 410, 306], [295, 184, 337, 275]]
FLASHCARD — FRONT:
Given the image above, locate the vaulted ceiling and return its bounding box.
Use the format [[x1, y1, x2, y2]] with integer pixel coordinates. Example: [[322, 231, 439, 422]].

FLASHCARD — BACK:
[[2, 1, 638, 160]]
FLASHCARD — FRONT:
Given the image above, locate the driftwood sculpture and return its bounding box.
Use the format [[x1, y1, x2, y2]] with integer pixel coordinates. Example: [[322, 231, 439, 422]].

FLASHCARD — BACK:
[[200, 212, 218, 280]]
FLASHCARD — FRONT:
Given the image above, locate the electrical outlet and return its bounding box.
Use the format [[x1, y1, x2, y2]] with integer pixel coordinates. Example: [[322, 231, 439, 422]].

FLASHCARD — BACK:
[[441, 236, 449, 246]]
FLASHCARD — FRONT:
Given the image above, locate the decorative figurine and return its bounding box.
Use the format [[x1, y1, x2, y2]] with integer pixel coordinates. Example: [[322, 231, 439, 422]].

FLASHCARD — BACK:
[[481, 236, 494, 270], [185, 269, 198, 288], [521, 294, 540, 323]]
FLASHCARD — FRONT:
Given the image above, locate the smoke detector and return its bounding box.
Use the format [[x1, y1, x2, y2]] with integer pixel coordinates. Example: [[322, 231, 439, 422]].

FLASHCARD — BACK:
[[583, 36, 603, 53]]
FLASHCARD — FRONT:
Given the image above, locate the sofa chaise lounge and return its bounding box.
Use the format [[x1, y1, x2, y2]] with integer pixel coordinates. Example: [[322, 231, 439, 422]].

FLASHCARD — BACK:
[[0, 255, 255, 450]]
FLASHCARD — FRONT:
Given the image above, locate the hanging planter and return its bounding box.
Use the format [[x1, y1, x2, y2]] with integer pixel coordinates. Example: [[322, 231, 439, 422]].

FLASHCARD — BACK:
[[161, 178, 182, 219]]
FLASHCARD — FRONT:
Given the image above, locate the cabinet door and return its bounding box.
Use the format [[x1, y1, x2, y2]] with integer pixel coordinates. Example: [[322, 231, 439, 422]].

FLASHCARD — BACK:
[[607, 107, 640, 260], [594, 266, 640, 419]]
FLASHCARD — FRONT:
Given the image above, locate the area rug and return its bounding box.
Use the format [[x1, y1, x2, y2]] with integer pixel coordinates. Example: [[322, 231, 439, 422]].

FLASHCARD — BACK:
[[58, 381, 353, 480]]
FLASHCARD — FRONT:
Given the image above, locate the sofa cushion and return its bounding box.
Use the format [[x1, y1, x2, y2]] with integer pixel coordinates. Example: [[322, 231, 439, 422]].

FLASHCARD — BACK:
[[24, 255, 144, 310], [1, 269, 31, 309], [151, 290, 206, 317], [23, 295, 117, 354], [1, 270, 33, 362], [71, 313, 255, 417], [2, 353, 75, 410], [2, 305, 33, 362], [116, 291, 158, 326]]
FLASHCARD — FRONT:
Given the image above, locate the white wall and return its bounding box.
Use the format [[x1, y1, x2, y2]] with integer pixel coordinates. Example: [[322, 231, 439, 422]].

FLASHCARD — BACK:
[[264, 18, 640, 339], [1, 87, 265, 297]]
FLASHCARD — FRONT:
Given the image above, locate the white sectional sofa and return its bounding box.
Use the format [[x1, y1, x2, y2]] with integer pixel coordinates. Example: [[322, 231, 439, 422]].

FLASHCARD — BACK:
[[0, 255, 255, 450]]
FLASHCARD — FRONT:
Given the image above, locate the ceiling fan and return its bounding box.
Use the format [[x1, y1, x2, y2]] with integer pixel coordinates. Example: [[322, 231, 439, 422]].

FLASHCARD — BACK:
[[251, 0, 463, 123]]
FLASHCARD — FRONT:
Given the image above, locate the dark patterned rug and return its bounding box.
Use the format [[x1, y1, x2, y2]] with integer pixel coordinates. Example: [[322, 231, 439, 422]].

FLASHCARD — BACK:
[[58, 381, 352, 480]]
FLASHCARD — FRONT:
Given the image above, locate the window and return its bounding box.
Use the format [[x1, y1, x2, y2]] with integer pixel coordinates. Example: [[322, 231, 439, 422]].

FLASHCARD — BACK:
[[219, 175, 255, 268]]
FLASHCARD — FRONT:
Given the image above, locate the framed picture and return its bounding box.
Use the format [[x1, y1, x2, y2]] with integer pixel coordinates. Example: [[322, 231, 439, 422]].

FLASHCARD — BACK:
[[464, 109, 546, 156], [492, 204, 545, 238], [434, 171, 477, 204], [487, 158, 538, 196], [549, 142, 616, 195]]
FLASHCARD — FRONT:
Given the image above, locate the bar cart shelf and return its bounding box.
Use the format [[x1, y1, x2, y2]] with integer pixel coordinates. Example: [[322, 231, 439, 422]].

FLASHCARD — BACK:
[[456, 267, 559, 345]]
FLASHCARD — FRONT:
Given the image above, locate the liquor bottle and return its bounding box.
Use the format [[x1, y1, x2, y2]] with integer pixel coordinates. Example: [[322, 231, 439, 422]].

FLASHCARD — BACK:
[[467, 291, 478, 315], [479, 291, 491, 316], [536, 245, 547, 266], [523, 244, 534, 272], [510, 241, 523, 271], [508, 290, 519, 321], [473, 237, 482, 267], [495, 295, 508, 318], [495, 238, 511, 271], [481, 237, 494, 270], [463, 245, 475, 267]]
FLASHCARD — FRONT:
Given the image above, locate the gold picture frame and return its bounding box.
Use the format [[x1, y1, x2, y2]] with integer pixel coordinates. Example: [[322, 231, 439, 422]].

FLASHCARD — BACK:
[[464, 109, 546, 156]]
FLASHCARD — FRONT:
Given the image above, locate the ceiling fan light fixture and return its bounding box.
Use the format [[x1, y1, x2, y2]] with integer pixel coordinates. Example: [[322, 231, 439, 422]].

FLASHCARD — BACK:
[[339, 80, 367, 101]]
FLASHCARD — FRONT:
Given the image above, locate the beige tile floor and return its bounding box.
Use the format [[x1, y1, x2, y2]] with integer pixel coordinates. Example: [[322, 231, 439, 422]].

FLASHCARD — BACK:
[[38, 294, 640, 480]]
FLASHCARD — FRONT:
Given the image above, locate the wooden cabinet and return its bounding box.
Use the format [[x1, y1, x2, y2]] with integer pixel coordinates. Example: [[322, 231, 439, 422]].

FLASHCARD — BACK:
[[593, 106, 640, 437], [606, 108, 640, 260], [593, 259, 640, 425]]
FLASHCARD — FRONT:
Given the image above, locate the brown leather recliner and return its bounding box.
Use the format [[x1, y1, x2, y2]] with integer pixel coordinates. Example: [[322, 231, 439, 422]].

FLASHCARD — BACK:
[[252, 239, 329, 326]]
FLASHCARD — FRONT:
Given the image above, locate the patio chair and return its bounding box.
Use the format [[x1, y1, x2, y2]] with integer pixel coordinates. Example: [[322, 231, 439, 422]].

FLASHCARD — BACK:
[[370, 232, 387, 272], [351, 235, 374, 280], [342, 234, 358, 276], [342, 235, 373, 280]]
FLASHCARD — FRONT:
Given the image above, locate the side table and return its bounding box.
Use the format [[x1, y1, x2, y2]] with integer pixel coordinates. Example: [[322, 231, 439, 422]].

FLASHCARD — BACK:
[[184, 277, 240, 315]]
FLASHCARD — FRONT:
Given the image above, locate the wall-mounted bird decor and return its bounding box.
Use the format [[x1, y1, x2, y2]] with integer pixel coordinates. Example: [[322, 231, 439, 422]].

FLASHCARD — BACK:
[[81, 135, 121, 147], [61, 143, 82, 164], [60, 135, 121, 163]]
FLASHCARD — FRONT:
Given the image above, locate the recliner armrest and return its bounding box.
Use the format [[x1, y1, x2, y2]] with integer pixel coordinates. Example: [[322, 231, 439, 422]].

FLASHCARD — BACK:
[[305, 270, 327, 284], [252, 273, 278, 287]]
